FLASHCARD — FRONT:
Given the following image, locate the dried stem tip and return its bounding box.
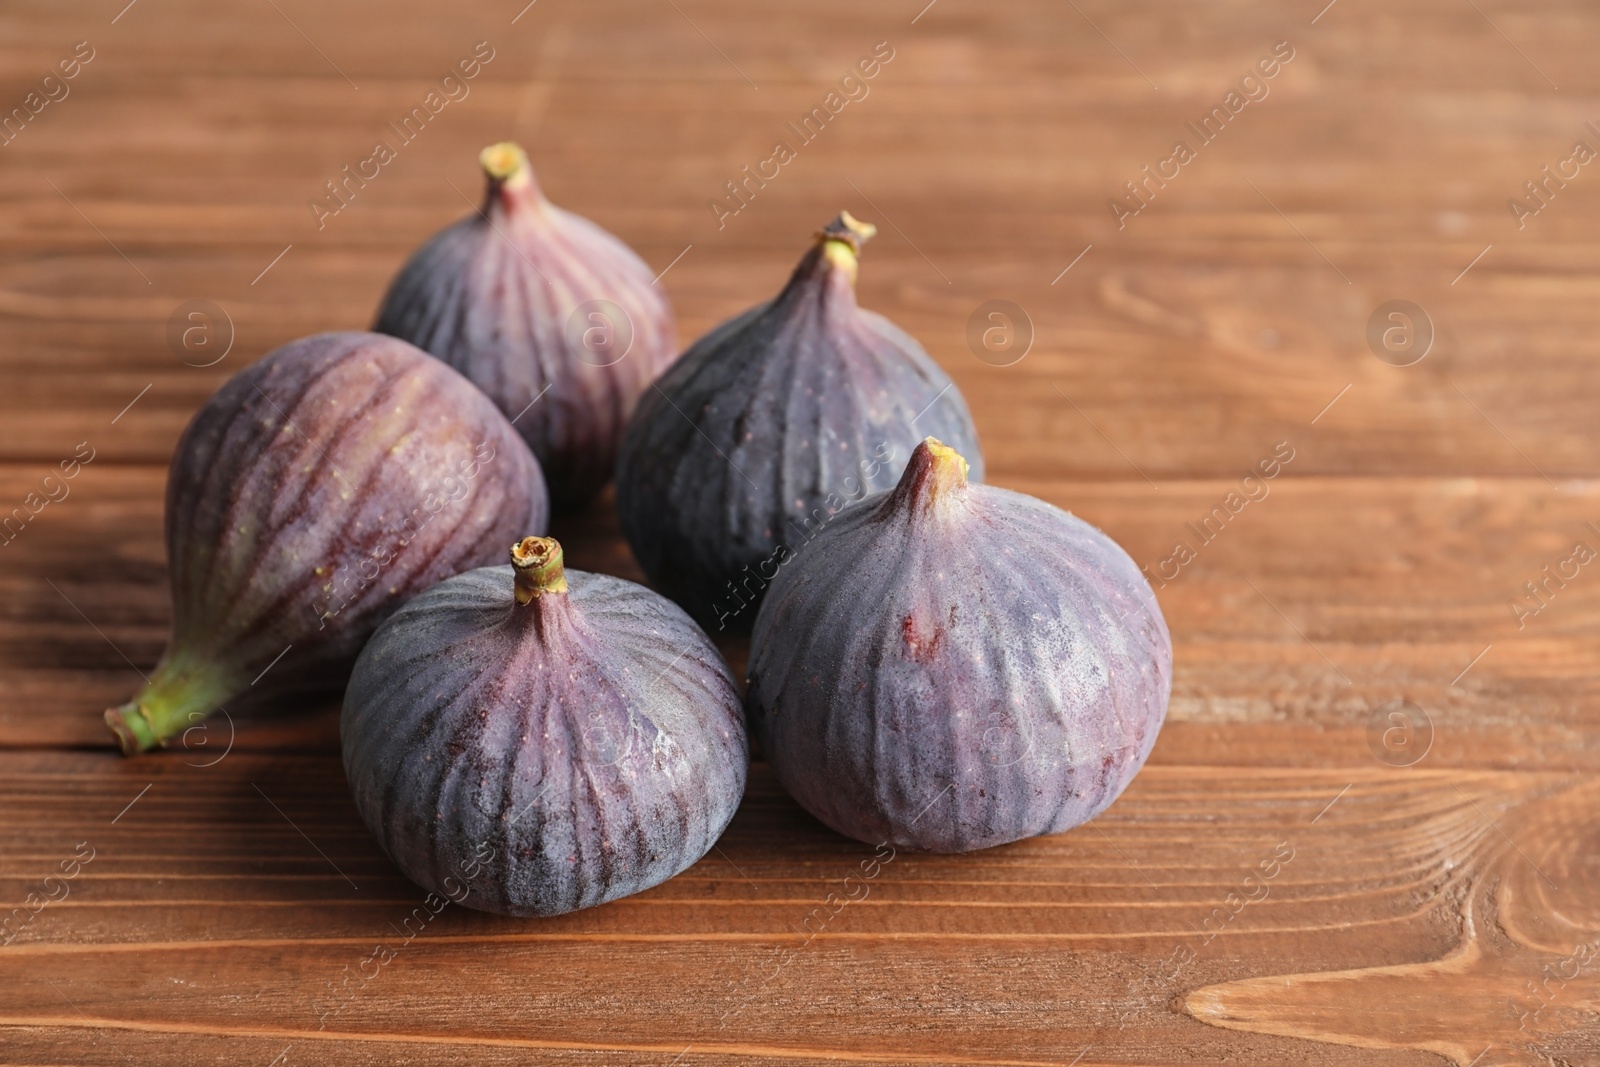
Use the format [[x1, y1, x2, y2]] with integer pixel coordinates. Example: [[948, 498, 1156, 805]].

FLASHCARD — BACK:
[[914, 437, 970, 506], [512, 536, 568, 603], [480, 141, 532, 187], [817, 211, 877, 277], [818, 211, 877, 251]]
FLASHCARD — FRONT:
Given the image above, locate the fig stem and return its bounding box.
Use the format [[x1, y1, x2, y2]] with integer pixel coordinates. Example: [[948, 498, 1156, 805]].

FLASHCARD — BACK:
[[104, 652, 237, 755], [480, 142, 532, 187], [817, 211, 877, 280], [923, 437, 970, 485], [819, 211, 876, 250], [511, 536, 568, 603], [903, 437, 970, 510]]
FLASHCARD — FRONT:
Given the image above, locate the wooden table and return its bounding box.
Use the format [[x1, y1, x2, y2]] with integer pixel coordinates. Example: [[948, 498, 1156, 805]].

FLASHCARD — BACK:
[[3, 1, 1597, 1063]]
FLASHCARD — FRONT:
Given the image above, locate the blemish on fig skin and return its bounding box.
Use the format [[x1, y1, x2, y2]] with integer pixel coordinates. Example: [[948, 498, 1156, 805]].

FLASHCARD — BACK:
[[900, 613, 944, 663]]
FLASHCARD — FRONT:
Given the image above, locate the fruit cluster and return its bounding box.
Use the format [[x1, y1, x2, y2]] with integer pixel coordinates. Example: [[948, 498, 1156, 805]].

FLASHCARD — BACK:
[[107, 145, 1171, 916]]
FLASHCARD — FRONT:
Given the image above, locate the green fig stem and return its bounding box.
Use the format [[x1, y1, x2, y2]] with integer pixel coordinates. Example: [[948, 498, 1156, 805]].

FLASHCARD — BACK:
[[104, 652, 239, 756], [512, 536, 567, 603], [817, 211, 877, 281]]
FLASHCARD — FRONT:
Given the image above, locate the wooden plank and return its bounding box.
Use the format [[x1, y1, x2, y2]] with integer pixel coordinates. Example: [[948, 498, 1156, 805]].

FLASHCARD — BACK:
[[1, 752, 1583, 1066], [3, 1, 1600, 479]]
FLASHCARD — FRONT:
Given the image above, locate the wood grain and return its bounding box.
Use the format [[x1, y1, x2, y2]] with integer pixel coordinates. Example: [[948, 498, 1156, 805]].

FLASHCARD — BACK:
[[2, 0, 1597, 1063]]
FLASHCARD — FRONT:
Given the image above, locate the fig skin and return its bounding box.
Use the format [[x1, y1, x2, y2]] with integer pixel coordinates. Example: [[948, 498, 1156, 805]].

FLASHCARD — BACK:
[[342, 537, 748, 917], [374, 142, 676, 510], [105, 331, 549, 755], [747, 439, 1170, 853], [615, 212, 984, 635]]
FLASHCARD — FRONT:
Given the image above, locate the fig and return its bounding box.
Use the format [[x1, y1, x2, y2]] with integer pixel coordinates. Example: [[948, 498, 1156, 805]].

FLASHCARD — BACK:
[[341, 536, 747, 916], [747, 438, 1170, 853], [374, 141, 676, 509], [616, 212, 984, 634], [105, 331, 549, 755]]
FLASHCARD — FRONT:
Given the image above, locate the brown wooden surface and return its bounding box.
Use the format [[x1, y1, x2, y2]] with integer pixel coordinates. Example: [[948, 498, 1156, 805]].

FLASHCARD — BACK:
[[2, 0, 1598, 1064]]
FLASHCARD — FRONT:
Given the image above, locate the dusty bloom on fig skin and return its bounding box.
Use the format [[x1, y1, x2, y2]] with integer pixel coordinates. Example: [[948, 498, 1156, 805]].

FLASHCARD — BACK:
[[617, 212, 982, 633], [748, 438, 1170, 853], [375, 140, 675, 510], [105, 331, 548, 755], [342, 537, 747, 917]]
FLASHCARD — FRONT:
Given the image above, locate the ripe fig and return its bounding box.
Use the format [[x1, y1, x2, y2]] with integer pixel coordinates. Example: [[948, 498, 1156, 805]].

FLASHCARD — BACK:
[[105, 331, 549, 755], [342, 536, 748, 917], [374, 141, 676, 510], [747, 439, 1170, 853], [616, 212, 984, 634]]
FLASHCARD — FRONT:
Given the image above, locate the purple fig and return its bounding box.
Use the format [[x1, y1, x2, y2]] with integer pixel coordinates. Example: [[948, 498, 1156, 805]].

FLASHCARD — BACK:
[[747, 439, 1170, 853], [105, 331, 549, 755], [341, 536, 747, 916], [374, 142, 676, 510], [616, 212, 984, 634]]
